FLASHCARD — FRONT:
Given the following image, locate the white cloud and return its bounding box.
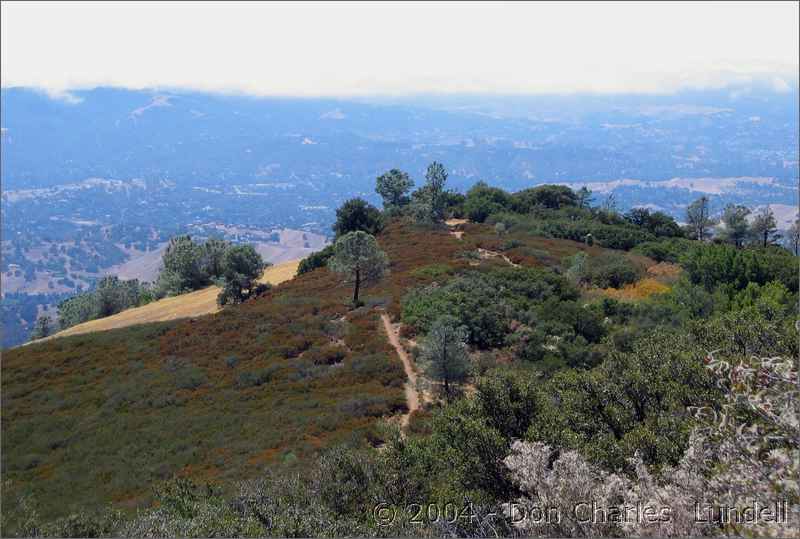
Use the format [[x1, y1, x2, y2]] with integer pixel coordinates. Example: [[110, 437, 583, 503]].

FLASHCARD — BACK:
[[2, 1, 798, 96], [40, 88, 83, 104]]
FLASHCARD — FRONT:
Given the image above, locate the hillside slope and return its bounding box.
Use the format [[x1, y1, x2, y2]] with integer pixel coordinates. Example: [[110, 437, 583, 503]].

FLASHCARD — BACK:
[[47, 260, 300, 340], [2, 219, 664, 525]]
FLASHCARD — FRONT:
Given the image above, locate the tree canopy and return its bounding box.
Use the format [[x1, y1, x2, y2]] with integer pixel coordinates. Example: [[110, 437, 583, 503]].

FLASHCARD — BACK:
[[216, 244, 267, 306], [332, 198, 384, 238], [685, 196, 714, 241], [375, 169, 414, 208], [718, 203, 751, 247], [419, 315, 470, 398], [328, 231, 389, 306]]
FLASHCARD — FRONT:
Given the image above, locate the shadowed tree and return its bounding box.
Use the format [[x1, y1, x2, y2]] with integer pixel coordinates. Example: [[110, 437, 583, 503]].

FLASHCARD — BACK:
[[576, 186, 593, 209], [158, 235, 209, 294], [201, 238, 231, 278], [375, 169, 414, 209], [328, 231, 389, 307], [512, 185, 579, 212], [751, 206, 779, 248], [686, 196, 714, 241], [216, 244, 267, 306], [419, 315, 470, 398], [30, 314, 53, 340], [332, 198, 384, 238], [718, 204, 751, 248], [423, 161, 449, 222]]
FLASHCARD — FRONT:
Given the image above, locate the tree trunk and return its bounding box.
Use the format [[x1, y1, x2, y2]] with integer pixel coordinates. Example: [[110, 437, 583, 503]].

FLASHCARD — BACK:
[[353, 268, 360, 306]]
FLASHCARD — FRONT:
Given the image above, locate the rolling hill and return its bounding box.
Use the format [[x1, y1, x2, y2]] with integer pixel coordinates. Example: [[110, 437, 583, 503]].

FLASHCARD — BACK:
[[42, 260, 301, 341], [2, 217, 659, 524], [3, 194, 796, 536]]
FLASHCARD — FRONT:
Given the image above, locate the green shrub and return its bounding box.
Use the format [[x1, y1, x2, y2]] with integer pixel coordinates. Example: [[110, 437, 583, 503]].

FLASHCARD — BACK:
[[584, 252, 643, 288], [236, 366, 280, 388], [632, 238, 694, 263], [305, 344, 347, 365], [680, 243, 798, 292], [174, 364, 206, 390], [297, 244, 334, 275]]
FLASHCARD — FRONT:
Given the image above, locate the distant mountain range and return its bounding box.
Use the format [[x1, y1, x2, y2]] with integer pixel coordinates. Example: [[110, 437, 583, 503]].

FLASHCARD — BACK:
[[1, 84, 798, 347]]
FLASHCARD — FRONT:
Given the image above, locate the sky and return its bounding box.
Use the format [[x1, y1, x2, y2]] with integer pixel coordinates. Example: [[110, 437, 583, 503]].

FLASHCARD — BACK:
[[1, 1, 798, 97]]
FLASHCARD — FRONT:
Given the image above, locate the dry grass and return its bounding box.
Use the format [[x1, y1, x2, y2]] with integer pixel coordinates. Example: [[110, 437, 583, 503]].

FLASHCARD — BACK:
[[646, 261, 682, 278], [598, 277, 671, 301], [51, 260, 300, 339]]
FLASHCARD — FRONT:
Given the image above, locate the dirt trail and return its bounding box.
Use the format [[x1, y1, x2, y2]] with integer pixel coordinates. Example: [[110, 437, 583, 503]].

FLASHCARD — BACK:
[[380, 313, 420, 429], [477, 247, 520, 267]]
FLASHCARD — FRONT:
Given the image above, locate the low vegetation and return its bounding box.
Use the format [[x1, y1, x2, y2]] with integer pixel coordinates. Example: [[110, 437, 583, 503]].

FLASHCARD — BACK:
[[3, 165, 797, 537]]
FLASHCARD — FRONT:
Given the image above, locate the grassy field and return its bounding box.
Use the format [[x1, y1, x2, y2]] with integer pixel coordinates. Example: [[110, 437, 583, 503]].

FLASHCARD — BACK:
[[47, 260, 301, 340]]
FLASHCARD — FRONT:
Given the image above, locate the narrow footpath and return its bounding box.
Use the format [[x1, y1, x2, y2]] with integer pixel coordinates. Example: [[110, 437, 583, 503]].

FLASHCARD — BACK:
[[380, 313, 420, 429]]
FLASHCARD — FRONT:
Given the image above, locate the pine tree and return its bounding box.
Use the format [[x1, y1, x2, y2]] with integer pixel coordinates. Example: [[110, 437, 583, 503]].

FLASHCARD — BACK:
[[419, 315, 470, 398], [751, 207, 779, 248], [686, 196, 714, 241], [328, 231, 389, 307]]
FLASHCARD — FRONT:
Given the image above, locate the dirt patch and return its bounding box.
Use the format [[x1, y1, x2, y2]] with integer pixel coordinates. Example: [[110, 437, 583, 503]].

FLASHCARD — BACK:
[[477, 248, 520, 267], [445, 219, 467, 240]]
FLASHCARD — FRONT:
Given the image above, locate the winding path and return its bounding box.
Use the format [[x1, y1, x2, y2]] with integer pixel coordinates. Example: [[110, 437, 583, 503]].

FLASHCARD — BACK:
[[380, 313, 420, 429]]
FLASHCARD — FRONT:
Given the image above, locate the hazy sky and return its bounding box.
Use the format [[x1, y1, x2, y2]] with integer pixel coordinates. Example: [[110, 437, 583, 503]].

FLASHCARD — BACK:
[[2, 1, 798, 97]]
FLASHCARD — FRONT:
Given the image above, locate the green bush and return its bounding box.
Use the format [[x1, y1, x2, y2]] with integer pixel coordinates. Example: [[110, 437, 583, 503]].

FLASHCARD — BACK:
[[680, 243, 798, 292], [297, 244, 334, 275], [463, 182, 512, 223], [529, 329, 720, 471], [489, 210, 655, 250], [402, 267, 578, 349], [584, 252, 643, 288], [632, 238, 694, 263]]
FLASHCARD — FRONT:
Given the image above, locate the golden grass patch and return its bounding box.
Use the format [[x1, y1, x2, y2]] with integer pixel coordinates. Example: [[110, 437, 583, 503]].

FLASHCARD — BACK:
[[600, 277, 671, 301], [50, 260, 300, 339]]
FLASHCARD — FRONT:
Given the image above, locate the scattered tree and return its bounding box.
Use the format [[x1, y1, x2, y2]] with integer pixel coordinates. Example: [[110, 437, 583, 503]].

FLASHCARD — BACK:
[[718, 203, 751, 247], [57, 293, 98, 329], [624, 207, 683, 237], [332, 198, 384, 238], [375, 169, 414, 208], [200, 238, 231, 277], [463, 181, 512, 222], [419, 315, 470, 398], [297, 244, 335, 275], [512, 185, 579, 212], [216, 245, 266, 306], [158, 235, 209, 294], [411, 161, 449, 223], [328, 231, 389, 307], [685, 196, 714, 241], [30, 315, 53, 340], [601, 192, 617, 213], [576, 186, 593, 209], [750, 206, 779, 247]]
